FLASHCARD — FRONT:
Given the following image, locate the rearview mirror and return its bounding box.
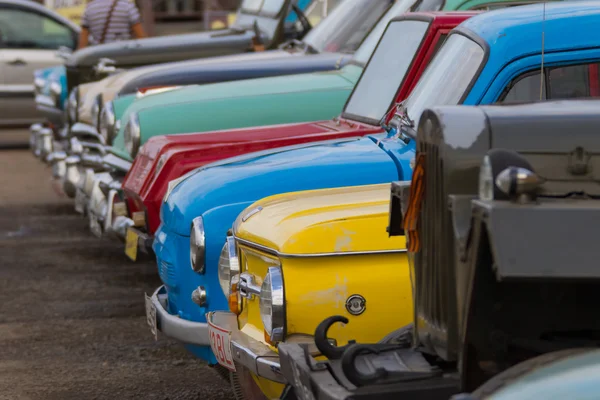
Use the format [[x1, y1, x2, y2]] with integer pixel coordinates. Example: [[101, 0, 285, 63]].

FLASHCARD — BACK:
[[56, 46, 72, 60]]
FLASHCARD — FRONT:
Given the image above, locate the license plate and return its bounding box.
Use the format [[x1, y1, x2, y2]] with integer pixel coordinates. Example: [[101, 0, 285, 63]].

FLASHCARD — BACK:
[[145, 293, 158, 341], [208, 320, 236, 371], [125, 228, 139, 261], [74, 190, 85, 214]]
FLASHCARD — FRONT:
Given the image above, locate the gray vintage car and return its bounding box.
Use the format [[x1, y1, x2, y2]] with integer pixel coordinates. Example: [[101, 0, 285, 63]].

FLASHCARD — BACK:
[[64, 0, 319, 92], [0, 0, 78, 127], [277, 99, 600, 399]]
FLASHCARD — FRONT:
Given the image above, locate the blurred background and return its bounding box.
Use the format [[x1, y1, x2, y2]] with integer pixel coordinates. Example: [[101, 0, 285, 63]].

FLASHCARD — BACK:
[[38, 0, 241, 37]]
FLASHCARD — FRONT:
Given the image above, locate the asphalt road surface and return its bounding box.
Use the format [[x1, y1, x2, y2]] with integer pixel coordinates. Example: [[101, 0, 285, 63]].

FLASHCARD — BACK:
[[0, 149, 233, 400]]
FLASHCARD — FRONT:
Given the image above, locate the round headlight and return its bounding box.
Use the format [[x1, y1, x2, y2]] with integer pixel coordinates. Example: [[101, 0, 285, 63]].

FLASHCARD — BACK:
[[190, 217, 205, 273], [259, 267, 285, 342], [67, 87, 79, 123], [124, 113, 141, 158], [49, 81, 62, 106], [218, 236, 240, 296], [91, 94, 103, 130], [99, 101, 116, 145], [478, 155, 494, 201], [34, 77, 45, 95]]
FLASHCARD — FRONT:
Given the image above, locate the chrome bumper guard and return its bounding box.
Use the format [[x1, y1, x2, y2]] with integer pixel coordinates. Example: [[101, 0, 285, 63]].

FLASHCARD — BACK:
[[70, 122, 105, 145], [35, 95, 64, 127], [207, 311, 285, 383], [148, 286, 210, 346], [88, 174, 121, 237]]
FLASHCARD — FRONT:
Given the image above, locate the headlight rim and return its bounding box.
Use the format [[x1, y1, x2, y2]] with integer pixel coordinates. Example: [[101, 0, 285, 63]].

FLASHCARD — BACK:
[[259, 266, 286, 342], [67, 87, 79, 124], [218, 236, 240, 296], [91, 94, 103, 130], [190, 216, 206, 274], [124, 113, 141, 158], [99, 100, 116, 145]]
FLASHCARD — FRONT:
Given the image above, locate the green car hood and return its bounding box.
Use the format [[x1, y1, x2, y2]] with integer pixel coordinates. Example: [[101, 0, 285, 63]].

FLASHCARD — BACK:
[[110, 64, 363, 160]]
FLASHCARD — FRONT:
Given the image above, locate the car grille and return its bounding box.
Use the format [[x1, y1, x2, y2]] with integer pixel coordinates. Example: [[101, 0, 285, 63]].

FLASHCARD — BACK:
[[158, 259, 177, 288], [414, 137, 457, 360]]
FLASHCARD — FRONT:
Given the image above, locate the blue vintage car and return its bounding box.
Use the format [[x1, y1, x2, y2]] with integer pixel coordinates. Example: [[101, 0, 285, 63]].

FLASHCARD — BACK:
[[34, 65, 68, 126], [148, 0, 600, 367]]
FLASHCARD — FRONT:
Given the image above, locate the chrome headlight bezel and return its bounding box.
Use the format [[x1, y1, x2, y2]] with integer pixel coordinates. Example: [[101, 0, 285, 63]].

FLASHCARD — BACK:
[[49, 81, 62, 107], [99, 101, 116, 145], [218, 236, 240, 296], [190, 217, 206, 273], [34, 77, 45, 96], [259, 266, 285, 342], [124, 113, 141, 158], [67, 87, 79, 124], [91, 94, 103, 130]]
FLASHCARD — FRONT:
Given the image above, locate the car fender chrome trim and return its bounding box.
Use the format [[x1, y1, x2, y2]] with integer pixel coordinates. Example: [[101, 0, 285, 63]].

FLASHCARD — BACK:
[[102, 153, 132, 172], [233, 236, 407, 258], [151, 286, 210, 346]]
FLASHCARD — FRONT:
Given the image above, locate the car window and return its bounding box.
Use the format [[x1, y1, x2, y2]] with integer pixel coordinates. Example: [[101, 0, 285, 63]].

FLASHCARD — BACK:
[[343, 20, 430, 123], [303, 0, 392, 54], [260, 0, 286, 16], [0, 7, 74, 50], [500, 62, 600, 103], [302, 0, 343, 26], [241, 0, 264, 13], [403, 33, 485, 127]]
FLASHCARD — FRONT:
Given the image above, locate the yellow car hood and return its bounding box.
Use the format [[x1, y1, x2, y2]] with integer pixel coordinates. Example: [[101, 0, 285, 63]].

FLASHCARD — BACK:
[[234, 183, 405, 255]]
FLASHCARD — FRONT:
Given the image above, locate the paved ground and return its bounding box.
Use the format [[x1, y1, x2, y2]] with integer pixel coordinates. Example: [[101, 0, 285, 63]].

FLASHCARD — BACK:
[[0, 149, 233, 399]]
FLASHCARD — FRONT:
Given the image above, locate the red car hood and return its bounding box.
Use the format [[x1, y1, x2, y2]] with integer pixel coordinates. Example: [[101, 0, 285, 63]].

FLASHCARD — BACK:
[[122, 119, 383, 233]]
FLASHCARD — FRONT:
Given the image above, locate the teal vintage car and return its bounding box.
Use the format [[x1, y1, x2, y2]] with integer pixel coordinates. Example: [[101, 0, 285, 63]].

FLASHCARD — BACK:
[[107, 0, 515, 162]]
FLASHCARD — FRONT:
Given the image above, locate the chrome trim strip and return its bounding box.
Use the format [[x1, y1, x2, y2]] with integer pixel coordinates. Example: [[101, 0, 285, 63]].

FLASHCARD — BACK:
[[233, 236, 407, 258], [35, 94, 55, 107], [102, 153, 132, 172], [152, 286, 210, 346]]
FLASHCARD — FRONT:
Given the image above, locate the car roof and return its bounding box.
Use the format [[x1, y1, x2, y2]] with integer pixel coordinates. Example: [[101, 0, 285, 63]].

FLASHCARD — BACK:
[[0, 0, 80, 31], [460, 1, 600, 54]]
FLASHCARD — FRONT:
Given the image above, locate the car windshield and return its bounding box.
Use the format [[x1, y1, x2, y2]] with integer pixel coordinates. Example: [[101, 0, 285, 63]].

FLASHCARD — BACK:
[[343, 20, 430, 123], [241, 0, 263, 13], [404, 33, 485, 128], [260, 0, 286, 16], [303, 0, 343, 26], [352, 0, 444, 64], [303, 0, 392, 54]]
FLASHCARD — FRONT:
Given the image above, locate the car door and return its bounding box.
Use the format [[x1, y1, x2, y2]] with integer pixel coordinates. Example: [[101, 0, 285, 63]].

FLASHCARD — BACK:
[[0, 3, 76, 126]]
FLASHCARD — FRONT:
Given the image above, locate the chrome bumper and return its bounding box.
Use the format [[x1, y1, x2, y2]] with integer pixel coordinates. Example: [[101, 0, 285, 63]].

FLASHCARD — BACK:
[[87, 173, 121, 237], [147, 286, 210, 346], [207, 311, 285, 383], [30, 124, 54, 160]]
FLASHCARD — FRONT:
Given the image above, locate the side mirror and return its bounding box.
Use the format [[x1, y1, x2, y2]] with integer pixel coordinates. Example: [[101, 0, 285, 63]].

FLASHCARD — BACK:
[[94, 58, 117, 75], [56, 46, 72, 60]]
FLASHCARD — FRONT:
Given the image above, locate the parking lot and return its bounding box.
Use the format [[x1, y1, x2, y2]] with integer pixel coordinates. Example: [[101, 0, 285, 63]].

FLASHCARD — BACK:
[[0, 147, 232, 400]]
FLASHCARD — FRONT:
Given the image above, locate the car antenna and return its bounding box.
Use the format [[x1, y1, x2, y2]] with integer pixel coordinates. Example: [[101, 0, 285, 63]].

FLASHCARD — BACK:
[[539, 2, 546, 101]]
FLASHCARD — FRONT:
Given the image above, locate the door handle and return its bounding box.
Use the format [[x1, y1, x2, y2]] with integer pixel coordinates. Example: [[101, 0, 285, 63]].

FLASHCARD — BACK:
[[7, 58, 26, 66]]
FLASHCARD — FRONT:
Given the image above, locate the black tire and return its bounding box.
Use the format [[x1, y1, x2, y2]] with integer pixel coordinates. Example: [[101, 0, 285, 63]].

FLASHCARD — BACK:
[[471, 348, 593, 399]]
